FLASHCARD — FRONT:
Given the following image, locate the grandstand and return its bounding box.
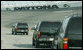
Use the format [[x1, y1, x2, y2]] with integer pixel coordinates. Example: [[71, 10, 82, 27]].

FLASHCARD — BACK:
[[1, 1, 82, 11]]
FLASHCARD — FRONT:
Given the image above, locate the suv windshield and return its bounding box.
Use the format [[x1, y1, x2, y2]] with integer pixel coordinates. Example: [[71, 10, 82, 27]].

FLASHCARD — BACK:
[[17, 23, 28, 28], [39, 22, 61, 32]]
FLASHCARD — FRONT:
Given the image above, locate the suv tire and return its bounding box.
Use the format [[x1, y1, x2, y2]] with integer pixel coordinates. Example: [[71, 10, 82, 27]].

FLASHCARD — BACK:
[[35, 41, 39, 48], [15, 32, 17, 35], [12, 29, 14, 35], [32, 38, 35, 46], [26, 32, 28, 35]]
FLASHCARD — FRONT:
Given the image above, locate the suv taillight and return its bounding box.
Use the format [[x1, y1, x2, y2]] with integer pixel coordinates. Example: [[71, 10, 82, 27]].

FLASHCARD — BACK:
[[16, 27, 18, 30], [37, 31, 40, 37], [63, 38, 68, 49]]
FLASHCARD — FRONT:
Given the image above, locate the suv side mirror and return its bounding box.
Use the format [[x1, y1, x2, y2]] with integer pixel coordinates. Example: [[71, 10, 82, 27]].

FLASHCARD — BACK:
[[31, 27, 36, 30]]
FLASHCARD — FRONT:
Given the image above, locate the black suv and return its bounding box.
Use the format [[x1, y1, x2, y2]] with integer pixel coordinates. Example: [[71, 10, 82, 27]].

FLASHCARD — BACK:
[[12, 23, 29, 35], [31, 21, 62, 48], [57, 14, 82, 49]]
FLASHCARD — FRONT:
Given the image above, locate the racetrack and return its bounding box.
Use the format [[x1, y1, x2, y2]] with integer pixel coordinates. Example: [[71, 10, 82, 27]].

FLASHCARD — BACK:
[[1, 7, 82, 49]]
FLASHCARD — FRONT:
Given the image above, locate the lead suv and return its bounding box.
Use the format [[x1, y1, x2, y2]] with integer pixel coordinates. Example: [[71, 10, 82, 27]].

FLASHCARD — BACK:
[[57, 14, 82, 49], [12, 23, 29, 35], [31, 21, 62, 48]]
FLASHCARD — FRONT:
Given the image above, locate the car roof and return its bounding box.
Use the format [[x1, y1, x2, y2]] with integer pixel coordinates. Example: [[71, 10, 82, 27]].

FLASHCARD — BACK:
[[40, 21, 61, 23], [17, 22, 28, 26]]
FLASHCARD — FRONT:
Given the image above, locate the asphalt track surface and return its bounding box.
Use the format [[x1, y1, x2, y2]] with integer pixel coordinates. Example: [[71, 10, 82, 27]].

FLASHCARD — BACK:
[[1, 7, 82, 49]]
